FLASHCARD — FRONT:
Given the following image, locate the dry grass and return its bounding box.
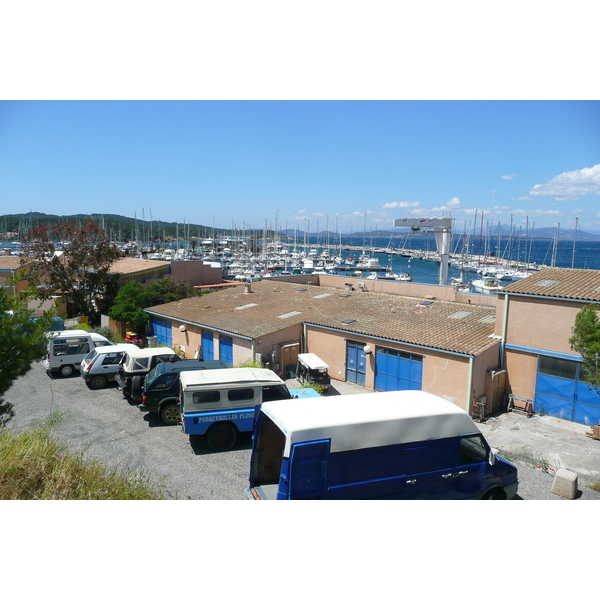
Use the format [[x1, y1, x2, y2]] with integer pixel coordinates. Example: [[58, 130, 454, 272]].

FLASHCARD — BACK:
[[0, 417, 163, 500]]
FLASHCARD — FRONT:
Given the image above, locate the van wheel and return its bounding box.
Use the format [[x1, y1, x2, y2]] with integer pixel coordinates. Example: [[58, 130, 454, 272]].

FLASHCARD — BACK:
[[206, 423, 237, 451], [482, 488, 507, 500], [60, 364, 74, 377], [88, 375, 107, 390], [160, 403, 180, 426]]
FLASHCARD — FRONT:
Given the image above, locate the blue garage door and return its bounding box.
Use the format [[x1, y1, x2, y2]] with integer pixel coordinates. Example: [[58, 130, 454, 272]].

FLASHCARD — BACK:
[[149, 318, 172, 347], [535, 355, 600, 425], [219, 335, 233, 365], [346, 341, 367, 386], [375, 348, 423, 392], [202, 330, 214, 361]]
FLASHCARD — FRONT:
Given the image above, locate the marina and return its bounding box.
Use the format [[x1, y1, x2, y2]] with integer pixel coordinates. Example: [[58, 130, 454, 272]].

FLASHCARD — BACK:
[[3, 227, 600, 294]]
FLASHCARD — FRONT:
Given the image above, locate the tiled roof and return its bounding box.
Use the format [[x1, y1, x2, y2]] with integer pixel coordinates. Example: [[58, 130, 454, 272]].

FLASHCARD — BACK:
[[109, 257, 171, 275], [0, 256, 26, 270], [501, 267, 600, 301], [146, 280, 499, 356]]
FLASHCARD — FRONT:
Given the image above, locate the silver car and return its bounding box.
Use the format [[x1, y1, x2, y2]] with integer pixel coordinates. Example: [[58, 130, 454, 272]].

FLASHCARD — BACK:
[[80, 343, 138, 389]]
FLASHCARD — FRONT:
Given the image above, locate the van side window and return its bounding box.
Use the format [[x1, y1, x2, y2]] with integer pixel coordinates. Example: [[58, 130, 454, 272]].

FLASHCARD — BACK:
[[193, 390, 220, 404], [262, 385, 292, 401], [459, 435, 488, 464], [55, 342, 89, 356], [228, 388, 254, 401]]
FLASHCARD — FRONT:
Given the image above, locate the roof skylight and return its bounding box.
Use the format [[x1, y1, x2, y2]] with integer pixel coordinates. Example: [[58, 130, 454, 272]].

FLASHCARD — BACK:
[[234, 303, 257, 310]]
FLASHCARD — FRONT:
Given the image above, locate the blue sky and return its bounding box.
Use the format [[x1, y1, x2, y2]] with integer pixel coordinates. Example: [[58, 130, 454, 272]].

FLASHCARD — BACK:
[[1, 100, 599, 234]]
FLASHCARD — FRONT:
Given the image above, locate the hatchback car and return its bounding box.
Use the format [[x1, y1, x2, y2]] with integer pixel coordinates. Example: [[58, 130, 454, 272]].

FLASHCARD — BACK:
[[80, 343, 139, 389]]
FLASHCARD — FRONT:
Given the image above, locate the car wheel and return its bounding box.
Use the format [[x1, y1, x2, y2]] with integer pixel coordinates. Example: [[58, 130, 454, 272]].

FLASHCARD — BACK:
[[206, 423, 237, 452], [160, 403, 180, 425], [88, 375, 107, 390], [60, 364, 74, 377]]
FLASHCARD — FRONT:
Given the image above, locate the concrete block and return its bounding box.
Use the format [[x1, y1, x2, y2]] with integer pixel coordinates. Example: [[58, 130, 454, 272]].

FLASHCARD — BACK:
[[551, 469, 578, 499]]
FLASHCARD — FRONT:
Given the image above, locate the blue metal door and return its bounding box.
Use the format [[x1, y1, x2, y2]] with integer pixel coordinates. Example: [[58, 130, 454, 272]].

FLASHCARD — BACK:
[[535, 355, 600, 425], [219, 335, 233, 365], [374, 348, 423, 392], [289, 440, 330, 499], [201, 330, 214, 360], [346, 341, 366, 386], [149, 318, 172, 347]]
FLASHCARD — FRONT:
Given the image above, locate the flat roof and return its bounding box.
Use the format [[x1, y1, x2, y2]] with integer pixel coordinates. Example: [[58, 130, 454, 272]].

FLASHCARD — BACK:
[[260, 391, 480, 455]]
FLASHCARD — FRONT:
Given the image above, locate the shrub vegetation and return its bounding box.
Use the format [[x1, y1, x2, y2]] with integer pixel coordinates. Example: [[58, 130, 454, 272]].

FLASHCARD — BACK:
[[0, 417, 163, 500]]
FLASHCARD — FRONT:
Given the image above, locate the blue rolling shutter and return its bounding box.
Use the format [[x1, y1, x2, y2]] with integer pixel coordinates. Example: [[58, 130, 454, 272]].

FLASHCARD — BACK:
[[201, 330, 214, 360], [149, 318, 172, 347], [375, 348, 423, 392], [219, 335, 233, 365]]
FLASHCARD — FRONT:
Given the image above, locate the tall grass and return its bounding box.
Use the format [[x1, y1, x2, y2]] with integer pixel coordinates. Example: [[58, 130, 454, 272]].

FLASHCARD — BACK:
[[0, 417, 163, 500]]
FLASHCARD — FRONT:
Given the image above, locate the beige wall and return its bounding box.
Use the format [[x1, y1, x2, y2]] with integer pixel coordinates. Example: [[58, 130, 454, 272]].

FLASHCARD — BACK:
[[305, 325, 499, 412], [169, 320, 302, 376], [504, 349, 538, 400], [503, 295, 581, 356], [316, 274, 498, 307], [170, 261, 223, 286]]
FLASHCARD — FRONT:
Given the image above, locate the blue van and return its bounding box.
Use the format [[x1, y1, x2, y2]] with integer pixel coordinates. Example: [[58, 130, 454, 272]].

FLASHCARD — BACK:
[[246, 390, 518, 500]]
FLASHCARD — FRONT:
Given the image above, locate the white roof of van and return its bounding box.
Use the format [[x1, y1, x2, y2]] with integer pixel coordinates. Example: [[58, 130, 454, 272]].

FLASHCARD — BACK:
[[46, 329, 91, 338], [297, 353, 329, 370], [260, 390, 480, 456], [180, 367, 284, 388]]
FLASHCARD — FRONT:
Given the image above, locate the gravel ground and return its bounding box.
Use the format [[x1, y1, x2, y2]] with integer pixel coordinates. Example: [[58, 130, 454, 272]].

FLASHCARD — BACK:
[[4, 363, 599, 500], [4, 362, 252, 499]]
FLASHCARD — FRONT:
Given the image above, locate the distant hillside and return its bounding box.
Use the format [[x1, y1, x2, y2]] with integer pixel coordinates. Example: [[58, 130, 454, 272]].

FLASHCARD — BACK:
[[0, 212, 276, 243]]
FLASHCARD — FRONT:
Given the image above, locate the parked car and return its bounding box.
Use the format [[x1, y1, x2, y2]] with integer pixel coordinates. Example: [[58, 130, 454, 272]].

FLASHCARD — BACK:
[[115, 347, 182, 398], [42, 330, 115, 377], [80, 343, 139, 389], [137, 359, 232, 425]]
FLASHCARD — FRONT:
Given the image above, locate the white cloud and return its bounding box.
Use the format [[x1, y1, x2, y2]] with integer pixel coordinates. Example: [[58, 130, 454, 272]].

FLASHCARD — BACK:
[[447, 197, 461, 207], [501, 174, 517, 180], [382, 200, 420, 209], [529, 164, 600, 199]]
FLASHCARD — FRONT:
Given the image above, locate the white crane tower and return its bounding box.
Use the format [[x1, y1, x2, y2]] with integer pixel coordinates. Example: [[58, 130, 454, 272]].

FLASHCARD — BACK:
[[394, 217, 453, 285]]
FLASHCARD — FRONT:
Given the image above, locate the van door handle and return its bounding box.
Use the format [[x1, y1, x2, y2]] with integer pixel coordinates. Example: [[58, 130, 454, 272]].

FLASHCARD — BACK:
[[441, 473, 453, 479], [406, 479, 417, 484], [456, 471, 468, 478]]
